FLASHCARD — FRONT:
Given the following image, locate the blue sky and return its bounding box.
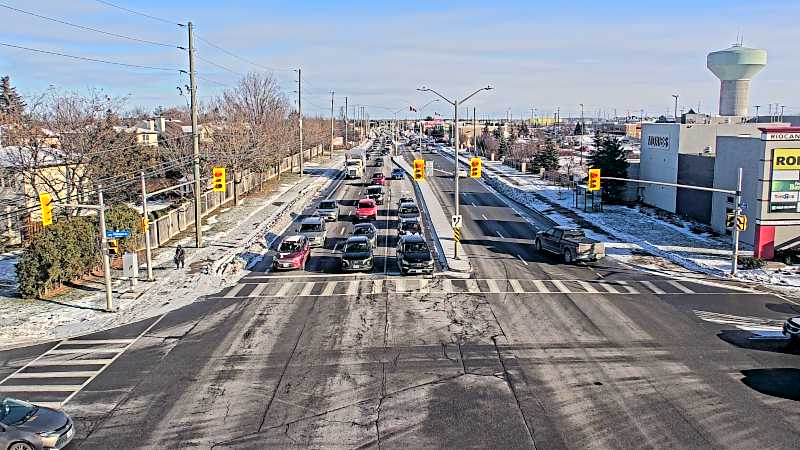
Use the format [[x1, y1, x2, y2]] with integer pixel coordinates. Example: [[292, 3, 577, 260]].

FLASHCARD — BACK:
[[1, 0, 798, 119]]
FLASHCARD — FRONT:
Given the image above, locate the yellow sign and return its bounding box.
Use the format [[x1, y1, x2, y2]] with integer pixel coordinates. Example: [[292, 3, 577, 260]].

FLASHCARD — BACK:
[[725, 213, 748, 231], [453, 227, 461, 242], [773, 148, 800, 170]]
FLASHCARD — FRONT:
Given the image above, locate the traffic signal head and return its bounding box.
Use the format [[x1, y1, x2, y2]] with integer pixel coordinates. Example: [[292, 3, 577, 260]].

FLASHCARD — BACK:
[[470, 157, 482, 178], [39, 192, 53, 227], [212, 167, 226, 192], [587, 168, 601, 191], [108, 239, 120, 255], [413, 159, 425, 180]]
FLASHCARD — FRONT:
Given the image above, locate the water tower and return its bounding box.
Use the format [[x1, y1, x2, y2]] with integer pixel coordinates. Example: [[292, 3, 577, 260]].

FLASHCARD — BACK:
[[707, 44, 767, 117]]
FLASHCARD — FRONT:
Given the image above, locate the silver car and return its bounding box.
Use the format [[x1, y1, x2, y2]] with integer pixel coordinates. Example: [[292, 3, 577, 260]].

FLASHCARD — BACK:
[[297, 216, 327, 248], [316, 200, 339, 222], [0, 397, 75, 450]]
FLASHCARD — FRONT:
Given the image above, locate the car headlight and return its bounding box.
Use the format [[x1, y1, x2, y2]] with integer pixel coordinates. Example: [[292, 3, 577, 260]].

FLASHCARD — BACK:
[[38, 430, 59, 438], [342, 259, 350, 266]]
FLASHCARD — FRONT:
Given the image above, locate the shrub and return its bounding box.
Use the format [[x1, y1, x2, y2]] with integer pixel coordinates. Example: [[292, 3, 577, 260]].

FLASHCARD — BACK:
[[105, 204, 143, 254], [738, 256, 767, 270]]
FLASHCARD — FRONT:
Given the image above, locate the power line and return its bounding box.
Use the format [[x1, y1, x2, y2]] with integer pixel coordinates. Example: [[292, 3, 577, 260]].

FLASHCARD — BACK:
[[0, 42, 177, 72], [0, 3, 181, 49], [194, 34, 293, 73], [194, 73, 231, 88], [194, 54, 244, 77], [92, 0, 183, 27]]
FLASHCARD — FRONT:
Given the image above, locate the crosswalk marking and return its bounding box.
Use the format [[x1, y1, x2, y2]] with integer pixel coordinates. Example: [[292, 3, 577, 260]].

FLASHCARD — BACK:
[[225, 283, 247, 298], [0, 385, 82, 392], [10, 371, 98, 378], [48, 347, 127, 354], [577, 281, 599, 293], [551, 280, 570, 293], [27, 359, 114, 366], [322, 281, 337, 296], [62, 339, 135, 345], [668, 280, 695, 294], [640, 280, 666, 294], [211, 278, 721, 298], [532, 280, 549, 293]]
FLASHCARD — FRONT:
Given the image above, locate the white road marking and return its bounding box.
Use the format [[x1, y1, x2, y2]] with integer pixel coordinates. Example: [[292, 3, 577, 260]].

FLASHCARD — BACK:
[[346, 280, 359, 295], [10, 371, 98, 379], [441, 279, 453, 293], [640, 280, 666, 295], [224, 283, 247, 298], [509, 279, 524, 293], [485, 279, 500, 293], [465, 279, 481, 293], [0, 385, 82, 392], [516, 254, 529, 266], [598, 282, 621, 294], [551, 280, 570, 293], [47, 348, 127, 354], [322, 281, 337, 296], [27, 359, 114, 366], [417, 278, 430, 294], [299, 282, 316, 296], [616, 280, 639, 294], [668, 280, 695, 294], [532, 280, 549, 293], [577, 281, 599, 293], [372, 279, 384, 294], [274, 282, 293, 297], [694, 310, 784, 331], [395, 279, 406, 293], [62, 339, 134, 345]]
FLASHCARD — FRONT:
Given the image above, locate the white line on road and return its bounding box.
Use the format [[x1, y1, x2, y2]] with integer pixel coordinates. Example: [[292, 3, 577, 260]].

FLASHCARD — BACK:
[[10, 371, 97, 379], [577, 281, 599, 293], [532, 280, 549, 293], [509, 279, 524, 293], [516, 254, 529, 266], [465, 279, 481, 293], [616, 280, 639, 294], [640, 280, 666, 295], [322, 281, 337, 296], [668, 280, 695, 294], [224, 284, 247, 298], [273, 282, 293, 297], [0, 385, 82, 392], [551, 280, 570, 293], [485, 279, 500, 293], [299, 282, 316, 296], [598, 282, 621, 294], [62, 339, 135, 345]]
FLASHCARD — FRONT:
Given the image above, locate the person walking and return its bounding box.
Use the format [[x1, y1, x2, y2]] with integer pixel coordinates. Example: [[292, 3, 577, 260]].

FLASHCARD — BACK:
[[174, 245, 185, 269]]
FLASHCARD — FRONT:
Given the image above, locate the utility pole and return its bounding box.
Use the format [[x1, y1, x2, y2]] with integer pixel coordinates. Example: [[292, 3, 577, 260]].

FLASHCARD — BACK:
[[731, 168, 743, 276], [187, 21, 203, 249], [579, 103, 585, 165], [97, 185, 114, 312], [754, 105, 760, 122], [297, 68, 303, 176], [672, 94, 679, 121], [140, 172, 154, 282], [330, 91, 335, 155], [473, 107, 477, 153], [344, 96, 348, 149]]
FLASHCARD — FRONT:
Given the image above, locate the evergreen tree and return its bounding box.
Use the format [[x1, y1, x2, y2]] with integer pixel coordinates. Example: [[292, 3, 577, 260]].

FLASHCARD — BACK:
[[492, 126, 502, 140], [520, 121, 530, 137], [535, 140, 560, 172], [587, 133, 629, 203], [499, 134, 509, 155], [574, 122, 583, 135], [0, 75, 25, 120]]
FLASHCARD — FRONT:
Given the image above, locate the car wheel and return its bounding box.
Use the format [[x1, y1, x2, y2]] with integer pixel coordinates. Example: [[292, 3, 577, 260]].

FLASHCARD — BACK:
[[534, 239, 542, 251], [563, 249, 574, 264], [8, 442, 35, 450]]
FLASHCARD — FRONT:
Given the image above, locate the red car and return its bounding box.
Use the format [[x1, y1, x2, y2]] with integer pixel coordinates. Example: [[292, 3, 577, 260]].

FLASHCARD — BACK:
[[356, 198, 378, 221], [371, 172, 385, 185], [272, 235, 311, 270]]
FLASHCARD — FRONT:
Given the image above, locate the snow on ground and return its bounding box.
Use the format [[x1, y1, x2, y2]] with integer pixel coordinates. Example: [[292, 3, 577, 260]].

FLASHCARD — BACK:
[[0, 252, 18, 285]]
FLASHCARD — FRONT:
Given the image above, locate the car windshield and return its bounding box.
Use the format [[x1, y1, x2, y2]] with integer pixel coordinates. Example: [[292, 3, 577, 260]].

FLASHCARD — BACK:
[[372, 173, 383, 178], [300, 223, 322, 232], [359, 200, 374, 208], [319, 201, 336, 209], [404, 242, 429, 253], [562, 230, 585, 239], [353, 226, 374, 236], [346, 242, 371, 252], [367, 187, 382, 194], [402, 222, 421, 232], [400, 205, 419, 214], [0, 398, 38, 425], [278, 241, 303, 253]]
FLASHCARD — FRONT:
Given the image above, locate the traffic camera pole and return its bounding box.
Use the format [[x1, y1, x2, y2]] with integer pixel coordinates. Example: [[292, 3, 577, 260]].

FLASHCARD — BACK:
[[140, 172, 154, 281], [97, 185, 114, 312], [731, 167, 743, 276], [188, 21, 203, 249]]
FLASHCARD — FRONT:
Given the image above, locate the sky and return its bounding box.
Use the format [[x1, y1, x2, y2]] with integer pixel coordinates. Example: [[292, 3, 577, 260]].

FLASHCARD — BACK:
[[1, 0, 798, 119]]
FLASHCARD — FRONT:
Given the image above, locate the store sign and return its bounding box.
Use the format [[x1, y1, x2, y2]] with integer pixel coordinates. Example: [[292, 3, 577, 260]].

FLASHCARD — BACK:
[[773, 148, 800, 170], [771, 191, 799, 203], [762, 132, 800, 141], [771, 180, 800, 192], [646, 135, 670, 149]]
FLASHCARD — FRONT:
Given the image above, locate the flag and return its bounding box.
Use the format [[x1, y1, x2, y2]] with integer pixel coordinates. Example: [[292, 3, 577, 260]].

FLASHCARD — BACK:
[[409, 105, 417, 112]]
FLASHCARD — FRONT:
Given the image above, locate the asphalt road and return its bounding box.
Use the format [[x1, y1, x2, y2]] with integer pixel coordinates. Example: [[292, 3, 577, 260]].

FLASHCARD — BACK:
[[2, 140, 800, 449]]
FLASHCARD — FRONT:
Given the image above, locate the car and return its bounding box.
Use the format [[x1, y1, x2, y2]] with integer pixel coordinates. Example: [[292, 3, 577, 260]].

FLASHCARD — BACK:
[[272, 235, 311, 270], [338, 236, 374, 272], [534, 226, 605, 263], [458, 168, 468, 178], [316, 200, 339, 222], [396, 196, 414, 208], [371, 172, 385, 185], [356, 198, 378, 221], [0, 397, 75, 450], [297, 216, 327, 248], [352, 223, 378, 248], [397, 202, 420, 219], [396, 234, 434, 275], [398, 216, 422, 236], [366, 185, 384, 205], [375, 157, 384, 166], [391, 168, 405, 180], [783, 316, 800, 343]]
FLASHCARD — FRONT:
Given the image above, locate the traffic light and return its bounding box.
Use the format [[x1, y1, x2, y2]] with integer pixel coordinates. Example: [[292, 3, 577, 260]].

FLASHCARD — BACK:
[[212, 167, 226, 192], [108, 239, 120, 255], [587, 168, 601, 191], [413, 159, 425, 180], [39, 192, 53, 227], [141, 217, 150, 233], [469, 157, 482, 178]]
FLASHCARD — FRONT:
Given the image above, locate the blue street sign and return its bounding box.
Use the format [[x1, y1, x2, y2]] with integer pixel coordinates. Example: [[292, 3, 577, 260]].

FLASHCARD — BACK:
[[106, 230, 131, 238]]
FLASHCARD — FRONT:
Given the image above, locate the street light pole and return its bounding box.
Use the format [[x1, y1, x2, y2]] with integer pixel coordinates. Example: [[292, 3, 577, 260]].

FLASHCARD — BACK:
[[579, 103, 585, 165], [417, 85, 493, 260], [672, 94, 679, 121]]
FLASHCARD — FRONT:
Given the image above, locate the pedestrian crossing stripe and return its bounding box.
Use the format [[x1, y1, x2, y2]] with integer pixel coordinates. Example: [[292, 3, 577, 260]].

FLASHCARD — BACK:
[[215, 278, 730, 299]]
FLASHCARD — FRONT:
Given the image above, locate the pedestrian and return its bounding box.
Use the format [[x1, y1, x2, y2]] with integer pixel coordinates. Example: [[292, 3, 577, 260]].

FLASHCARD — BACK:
[[175, 245, 185, 269]]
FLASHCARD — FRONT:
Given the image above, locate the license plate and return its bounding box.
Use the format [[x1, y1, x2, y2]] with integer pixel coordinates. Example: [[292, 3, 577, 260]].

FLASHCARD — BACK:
[[352, 264, 361, 269], [281, 263, 292, 268], [408, 269, 422, 274]]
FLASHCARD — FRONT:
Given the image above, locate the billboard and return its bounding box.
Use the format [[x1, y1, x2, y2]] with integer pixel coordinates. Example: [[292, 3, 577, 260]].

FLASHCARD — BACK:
[[769, 148, 800, 212]]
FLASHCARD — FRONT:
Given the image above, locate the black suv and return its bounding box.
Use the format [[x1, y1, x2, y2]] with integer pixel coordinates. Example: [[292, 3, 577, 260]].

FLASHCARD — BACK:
[[339, 236, 374, 272], [396, 234, 434, 275]]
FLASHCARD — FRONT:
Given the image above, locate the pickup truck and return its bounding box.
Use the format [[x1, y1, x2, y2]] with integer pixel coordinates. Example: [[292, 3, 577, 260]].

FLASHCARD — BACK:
[[534, 226, 605, 263]]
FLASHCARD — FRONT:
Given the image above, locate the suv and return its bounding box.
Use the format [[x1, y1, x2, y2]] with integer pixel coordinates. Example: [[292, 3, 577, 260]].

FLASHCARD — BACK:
[[356, 198, 378, 221], [396, 196, 414, 208], [391, 168, 404, 180], [396, 234, 434, 275], [352, 223, 378, 248], [371, 172, 386, 185], [339, 236, 374, 272], [366, 185, 384, 205], [398, 217, 422, 236], [297, 216, 327, 248], [272, 235, 311, 270], [317, 200, 339, 222]]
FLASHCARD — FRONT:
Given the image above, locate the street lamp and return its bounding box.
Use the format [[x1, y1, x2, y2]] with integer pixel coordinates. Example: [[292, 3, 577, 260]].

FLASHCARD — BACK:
[[417, 84, 493, 259], [415, 99, 440, 146]]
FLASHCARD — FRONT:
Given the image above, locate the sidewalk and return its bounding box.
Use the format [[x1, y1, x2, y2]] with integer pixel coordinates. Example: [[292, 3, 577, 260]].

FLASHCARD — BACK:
[[0, 150, 347, 349]]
